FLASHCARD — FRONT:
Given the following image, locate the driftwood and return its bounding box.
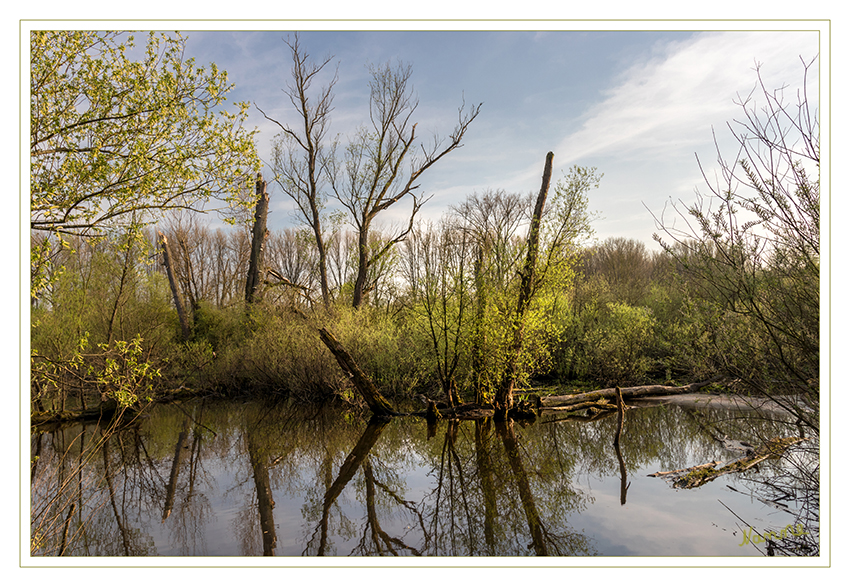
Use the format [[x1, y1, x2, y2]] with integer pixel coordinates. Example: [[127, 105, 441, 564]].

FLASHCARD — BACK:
[[648, 461, 722, 478], [414, 402, 495, 421], [317, 327, 397, 417], [649, 437, 807, 489], [540, 377, 723, 410], [542, 398, 622, 414]]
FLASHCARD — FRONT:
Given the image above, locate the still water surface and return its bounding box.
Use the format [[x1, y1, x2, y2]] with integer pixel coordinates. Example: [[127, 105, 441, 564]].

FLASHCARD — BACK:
[[30, 396, 818, 558]]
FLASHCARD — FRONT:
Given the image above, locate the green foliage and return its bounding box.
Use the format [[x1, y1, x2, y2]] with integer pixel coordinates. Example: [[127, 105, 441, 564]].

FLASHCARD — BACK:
[[31, 229, 177, 408], [90, 336, 161, 406], [32, 332, 161, 409], [30, 30, 260, 299], [190, 301, 248, 352], [549, 276, 609, 382], [27, 50, 818, 428], [587, 302, 657, 385], [333, 306, 431, 397], [193, 303, 432, 402]]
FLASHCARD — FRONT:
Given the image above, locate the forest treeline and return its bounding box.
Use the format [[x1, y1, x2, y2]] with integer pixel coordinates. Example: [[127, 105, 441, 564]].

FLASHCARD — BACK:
[[30, 183, 819, 426], [29, 31, 820, 429]]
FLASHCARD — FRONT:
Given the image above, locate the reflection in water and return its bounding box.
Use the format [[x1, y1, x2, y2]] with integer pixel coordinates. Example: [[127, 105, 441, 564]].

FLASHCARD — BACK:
[[306, 417, 388, 556], [497, 420, 546, 555], [30, 396, 819, 558], [613, 438, 629, 506]]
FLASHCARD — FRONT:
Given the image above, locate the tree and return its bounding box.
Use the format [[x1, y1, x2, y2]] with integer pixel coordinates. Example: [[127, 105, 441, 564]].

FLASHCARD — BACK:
[[261, 33, 336, 308], [450, 189, 530, 403], [328, 61, 481, 308], [31, 31, 259, 295], [494, 152, 555, 420], [451, 189, 532, 293], [404, 220, 471, 404], [652, 56, 819, 429], [583, 237, 652, 305]]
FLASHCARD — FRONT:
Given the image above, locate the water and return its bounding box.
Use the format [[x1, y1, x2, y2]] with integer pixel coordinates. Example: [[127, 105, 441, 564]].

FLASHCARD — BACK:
[[29, 395, 818, 558]]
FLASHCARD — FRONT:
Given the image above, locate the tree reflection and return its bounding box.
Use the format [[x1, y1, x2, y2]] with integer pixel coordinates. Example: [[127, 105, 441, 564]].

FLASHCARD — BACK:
[[356, 460, 424, 555], [474, 419, 498, 555], [497, 420, 546, 554], [247, 433, 277, 555], [30, 396, 818, 558], [304, 417, 388, 555]]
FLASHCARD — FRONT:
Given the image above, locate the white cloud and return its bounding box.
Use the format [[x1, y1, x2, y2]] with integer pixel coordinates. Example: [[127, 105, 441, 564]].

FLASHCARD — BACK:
[[555, 31, 819, 167]]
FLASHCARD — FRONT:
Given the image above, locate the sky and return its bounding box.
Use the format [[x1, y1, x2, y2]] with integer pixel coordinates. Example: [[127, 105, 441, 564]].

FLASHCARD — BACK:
[[174, 25, 822, 250]]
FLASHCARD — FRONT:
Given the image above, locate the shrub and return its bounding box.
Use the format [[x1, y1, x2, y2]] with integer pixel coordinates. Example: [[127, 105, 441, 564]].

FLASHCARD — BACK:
[[586, 302, 657, 385]]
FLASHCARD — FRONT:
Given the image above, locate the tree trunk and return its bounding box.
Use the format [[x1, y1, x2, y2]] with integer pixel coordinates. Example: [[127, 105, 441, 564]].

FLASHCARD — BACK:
[[318, 327, 396, 417], [495, 152, 554, 420], [471, 245, 487, 405], [314, 220, 331, 308], [351, 228, 370, 309], [246, 173, 270, 304], [159, 231, 191, 341]]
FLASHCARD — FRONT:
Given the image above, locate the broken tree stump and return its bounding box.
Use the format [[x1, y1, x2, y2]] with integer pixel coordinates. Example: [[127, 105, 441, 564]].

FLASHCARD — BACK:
[[246, 173, 270, 304], [158, 231, 191, 341], [495, 152, 554, 421]]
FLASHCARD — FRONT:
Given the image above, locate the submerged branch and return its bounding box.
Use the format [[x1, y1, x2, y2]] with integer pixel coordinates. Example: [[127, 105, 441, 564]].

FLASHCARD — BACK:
[[650, 437, 807, 489]]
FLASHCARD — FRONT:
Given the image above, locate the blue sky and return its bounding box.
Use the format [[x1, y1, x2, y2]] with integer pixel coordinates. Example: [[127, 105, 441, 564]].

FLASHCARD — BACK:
[[179, 25, 821, 249]]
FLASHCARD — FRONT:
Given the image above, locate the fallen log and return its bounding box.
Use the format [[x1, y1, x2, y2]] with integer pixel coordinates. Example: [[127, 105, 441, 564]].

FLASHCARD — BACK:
[[318, 327, 397, 418], [540, 376, 723, 409], [31, 400, 136, 426], [540, 399, 620, 413], [413, 402, 494, 421]]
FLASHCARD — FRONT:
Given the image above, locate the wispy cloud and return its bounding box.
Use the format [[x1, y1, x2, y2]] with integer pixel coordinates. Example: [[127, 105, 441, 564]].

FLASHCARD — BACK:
[[555, 31, 819, 166]]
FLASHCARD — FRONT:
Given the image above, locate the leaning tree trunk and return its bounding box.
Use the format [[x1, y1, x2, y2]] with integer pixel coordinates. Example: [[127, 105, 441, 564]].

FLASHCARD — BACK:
[[246, 173, 270, 305], [318, 327, 397, 417], [158, 231, 191, 341], [494, 152, 554, 421]]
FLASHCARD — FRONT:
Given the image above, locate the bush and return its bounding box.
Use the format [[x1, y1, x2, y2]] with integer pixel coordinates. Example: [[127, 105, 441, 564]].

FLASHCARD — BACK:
[[586, 302, 657, 385]]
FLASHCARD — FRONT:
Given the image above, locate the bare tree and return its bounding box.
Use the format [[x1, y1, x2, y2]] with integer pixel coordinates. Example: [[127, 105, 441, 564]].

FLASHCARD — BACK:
[[328, 61, 481, 308], [404, 220, 471, 404], [450, 189, 532, 293], [584, 237, 652, 305], [258, 33, 336, 308]]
